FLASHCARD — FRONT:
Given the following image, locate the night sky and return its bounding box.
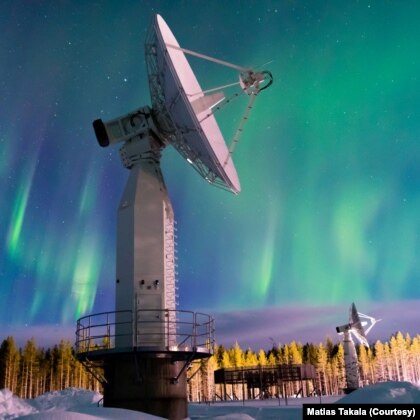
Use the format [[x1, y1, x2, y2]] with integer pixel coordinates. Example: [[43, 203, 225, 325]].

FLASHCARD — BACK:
[[1, 1, 419, 347]]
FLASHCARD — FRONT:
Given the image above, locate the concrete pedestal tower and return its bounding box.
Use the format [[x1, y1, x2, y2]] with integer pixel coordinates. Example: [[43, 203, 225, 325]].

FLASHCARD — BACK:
[[75, 111, 214, 420]]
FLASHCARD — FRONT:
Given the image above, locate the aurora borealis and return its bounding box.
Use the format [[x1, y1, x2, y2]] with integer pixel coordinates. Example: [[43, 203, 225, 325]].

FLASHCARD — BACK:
[[1, 1, 419, 346]]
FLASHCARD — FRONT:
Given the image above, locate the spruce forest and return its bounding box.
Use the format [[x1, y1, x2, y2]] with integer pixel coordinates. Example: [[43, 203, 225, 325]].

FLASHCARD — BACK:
[[0, 332, 419, 402]]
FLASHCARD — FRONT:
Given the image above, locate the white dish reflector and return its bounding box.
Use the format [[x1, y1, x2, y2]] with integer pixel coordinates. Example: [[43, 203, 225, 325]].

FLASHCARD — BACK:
[[146, 15, 240, 194]]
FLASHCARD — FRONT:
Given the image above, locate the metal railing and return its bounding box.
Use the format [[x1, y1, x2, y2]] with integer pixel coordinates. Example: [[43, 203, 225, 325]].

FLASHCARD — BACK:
[[75, 309, 214, 355]]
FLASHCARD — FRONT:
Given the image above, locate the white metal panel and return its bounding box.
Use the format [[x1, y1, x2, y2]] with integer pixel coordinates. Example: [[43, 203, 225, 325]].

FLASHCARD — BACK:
[[154, 15, 240, 193]]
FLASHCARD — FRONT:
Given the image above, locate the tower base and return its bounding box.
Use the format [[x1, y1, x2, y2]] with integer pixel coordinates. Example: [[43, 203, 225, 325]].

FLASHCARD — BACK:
[[103, 353, 187, 420], [76, 309, 214, 420]]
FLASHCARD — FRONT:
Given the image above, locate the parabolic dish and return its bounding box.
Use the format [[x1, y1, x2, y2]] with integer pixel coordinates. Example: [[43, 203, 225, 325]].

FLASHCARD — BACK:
[[146, 14, 240, 194]]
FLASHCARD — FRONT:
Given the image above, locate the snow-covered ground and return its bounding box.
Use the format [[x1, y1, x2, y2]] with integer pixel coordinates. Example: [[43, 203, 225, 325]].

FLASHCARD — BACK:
[[1, 382, 419, 419]]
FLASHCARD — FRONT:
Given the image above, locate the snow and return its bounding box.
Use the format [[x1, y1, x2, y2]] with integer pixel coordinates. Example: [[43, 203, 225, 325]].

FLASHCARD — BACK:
[[338, 381, 420, 404], [0, 388, 162, 420], [30, 388, 102, 412], [0, 389, 36, 419], [189, 396, 341, 419], [0, 382, 419, 419]]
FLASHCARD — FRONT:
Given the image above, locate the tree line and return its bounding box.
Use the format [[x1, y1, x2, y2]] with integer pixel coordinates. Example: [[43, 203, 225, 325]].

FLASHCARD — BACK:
[[189, 332, 420, 401], [0, 337, 100, 399], [0, 332, 419, 401]]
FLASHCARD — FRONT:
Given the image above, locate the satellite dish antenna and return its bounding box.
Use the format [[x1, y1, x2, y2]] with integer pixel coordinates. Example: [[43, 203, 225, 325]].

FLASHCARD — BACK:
[[94, 14, 272, 194], [78, 14, 272, 419], [336, 303, 380, 393]]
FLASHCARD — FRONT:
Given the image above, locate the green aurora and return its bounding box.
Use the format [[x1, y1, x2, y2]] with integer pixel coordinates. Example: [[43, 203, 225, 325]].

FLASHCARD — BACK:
[[0, 1, 419, 331]]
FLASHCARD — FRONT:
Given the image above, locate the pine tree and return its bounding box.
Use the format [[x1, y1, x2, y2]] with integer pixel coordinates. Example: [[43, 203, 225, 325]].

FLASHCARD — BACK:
[[367, 347, 376, 384], [389, 332, 411, 381], [325, 337, 334, 358], [374, 340, 386, 382], [244, 349, 258, 367], [220, 349, 231, 368], [303, 343, 318, 365], [409, 336, 420, 383], [48, 345, 60, 390], [358, 344, 370, 385], [57, 340, 73, 389], [202, 355, 218, 402], [257, 349, 267, 366], [267, 352, 277, 366], [384, 342, 394, 380], [215, 345, 226, 367], [329, 355, 339, 394], [21, 338, 38, 399], [268, 344, 281, 362], [229, 342, 244, 368], [315, 343, 329, 395], [333, 343, 346, 392], [36, 347, 49, 395], [280, 344, 290, 365], [0, 336, 20, 393], [187, 361, 202, 402], [288, 341, 303, 364], [401, 333, 412, 382]]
